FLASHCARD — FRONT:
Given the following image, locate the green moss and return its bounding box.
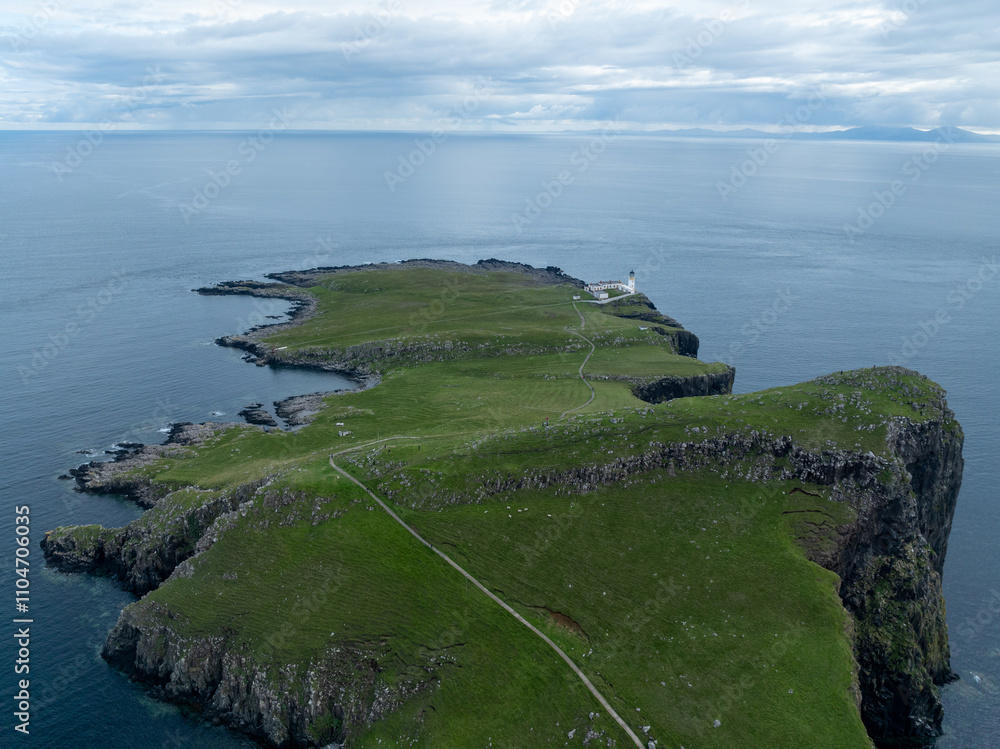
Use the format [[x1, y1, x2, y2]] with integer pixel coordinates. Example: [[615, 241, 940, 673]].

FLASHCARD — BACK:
[[309, 713, 342, 743], [47, 523, 112, 552]]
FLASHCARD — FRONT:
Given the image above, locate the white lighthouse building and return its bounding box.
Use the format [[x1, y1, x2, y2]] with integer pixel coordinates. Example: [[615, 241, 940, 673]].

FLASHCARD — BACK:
[[584, 270, 636, 297]]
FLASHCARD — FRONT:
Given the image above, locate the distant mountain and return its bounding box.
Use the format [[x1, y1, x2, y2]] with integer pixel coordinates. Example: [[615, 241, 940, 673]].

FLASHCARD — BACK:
[[797, 126, 1000, 143], [643, 125, 1000, 143]]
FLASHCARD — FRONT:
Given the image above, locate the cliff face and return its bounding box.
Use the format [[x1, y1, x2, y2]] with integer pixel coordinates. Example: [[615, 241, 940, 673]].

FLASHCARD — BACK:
[[597, 293, 701, 358], [631, 367, 736, 403], [829, 415, 963, 742], [45, 421, 264, 593], [366, 370, 962, 742], [47, 466, 436, 747], [43, 480, 262, 595], [102, 603, 433, 748]]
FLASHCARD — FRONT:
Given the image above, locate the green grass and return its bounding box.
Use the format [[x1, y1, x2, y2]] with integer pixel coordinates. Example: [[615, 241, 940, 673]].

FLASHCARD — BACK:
[[54, 266, 957, 747], [268, 268, 586, 351], [586, 345, 730, 378], [257, 269, 717, 379], [142, 480, 633, 746], [400, 473, 868, 748]]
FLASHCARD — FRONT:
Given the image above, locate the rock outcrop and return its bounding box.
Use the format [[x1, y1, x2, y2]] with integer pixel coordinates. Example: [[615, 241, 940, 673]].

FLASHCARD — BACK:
[[274, 391, 346, 428], [597, 293, 700, 357], [101, 605, 435, 748], [42, 484, 251, 595], [238, 403, 279, 428], [368, 368, 962, 742], [631, 367, 736, 403], [68, 422, 238, 508]]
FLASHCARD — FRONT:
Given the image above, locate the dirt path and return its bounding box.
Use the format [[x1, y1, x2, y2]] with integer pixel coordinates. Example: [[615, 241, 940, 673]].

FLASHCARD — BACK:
[[559, 302, 597, 420], [328, 439, 645, 749]]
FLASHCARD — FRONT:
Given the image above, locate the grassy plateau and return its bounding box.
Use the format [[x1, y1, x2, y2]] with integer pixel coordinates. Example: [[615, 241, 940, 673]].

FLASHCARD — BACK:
[[48, 263, 958, 748]]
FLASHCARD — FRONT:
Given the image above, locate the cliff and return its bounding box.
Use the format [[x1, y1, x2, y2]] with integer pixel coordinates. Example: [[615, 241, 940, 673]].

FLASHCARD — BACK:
[[43, 479, 264, 595], [358, 368, 962, 741], [47, 469, 443, 747], [631, 368, 736, 402], [47, 421, 264, 593], [831, 409, 963, 741], [40, 261, 961, 748], [44, 369, 961, 746], [101, 605, 432, 748], [597, 292, 700, 357]]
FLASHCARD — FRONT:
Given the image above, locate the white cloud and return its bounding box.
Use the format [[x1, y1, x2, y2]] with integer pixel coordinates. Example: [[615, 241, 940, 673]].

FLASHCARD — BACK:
[[0, 0, 997, 130]]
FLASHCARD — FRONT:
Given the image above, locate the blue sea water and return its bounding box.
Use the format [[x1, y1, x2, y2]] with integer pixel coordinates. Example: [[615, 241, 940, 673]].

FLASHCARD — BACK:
[[0, 131, 997, 748]]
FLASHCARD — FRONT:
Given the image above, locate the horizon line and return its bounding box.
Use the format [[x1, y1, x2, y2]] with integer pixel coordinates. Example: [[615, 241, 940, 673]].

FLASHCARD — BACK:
[[1, 124, 999, 137]]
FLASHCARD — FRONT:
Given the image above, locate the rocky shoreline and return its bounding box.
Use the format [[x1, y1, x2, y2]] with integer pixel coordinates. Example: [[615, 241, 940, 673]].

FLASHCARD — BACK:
[[100, 610, 431, 749], [237, 403, 278, 427], [39, 259, 962, 747], [44, 370, 963, 745], [66, 421, 242, 508], [265, 257, 587, 289], [196, 259, 585, 383], [274, 391, 346, 427], [196, 263, 709, 396]]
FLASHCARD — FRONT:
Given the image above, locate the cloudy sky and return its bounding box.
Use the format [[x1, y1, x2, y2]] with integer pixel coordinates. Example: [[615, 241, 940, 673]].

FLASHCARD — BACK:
[[1, 0, 997, 132]]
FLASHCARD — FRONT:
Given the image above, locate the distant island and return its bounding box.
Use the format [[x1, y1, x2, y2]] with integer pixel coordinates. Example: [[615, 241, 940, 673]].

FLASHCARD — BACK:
[[639, 125, 1000, 144], [43, 260, 963, 748]]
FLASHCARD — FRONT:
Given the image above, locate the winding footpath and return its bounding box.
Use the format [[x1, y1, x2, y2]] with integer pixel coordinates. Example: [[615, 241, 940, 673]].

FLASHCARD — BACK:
[[559, 302, 597, 421], [329, 439, 645, 749]]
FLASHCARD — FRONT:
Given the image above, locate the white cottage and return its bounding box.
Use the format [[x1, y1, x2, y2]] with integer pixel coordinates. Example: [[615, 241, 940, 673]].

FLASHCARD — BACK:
[[585, 270, 636, 297]]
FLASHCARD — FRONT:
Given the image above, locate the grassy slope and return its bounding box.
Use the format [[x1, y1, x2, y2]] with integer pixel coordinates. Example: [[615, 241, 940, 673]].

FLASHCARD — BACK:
[[270, 268, 590, 351], [57, 266, 949, 748]]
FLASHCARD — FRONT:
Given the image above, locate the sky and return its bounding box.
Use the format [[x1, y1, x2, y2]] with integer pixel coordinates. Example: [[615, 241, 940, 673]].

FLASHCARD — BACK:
[[0, 0, 998, 133]]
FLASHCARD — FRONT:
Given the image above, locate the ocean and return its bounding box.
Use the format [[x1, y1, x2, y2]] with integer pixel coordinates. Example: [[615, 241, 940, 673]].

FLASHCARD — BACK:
[[0, 131, 997, 747]]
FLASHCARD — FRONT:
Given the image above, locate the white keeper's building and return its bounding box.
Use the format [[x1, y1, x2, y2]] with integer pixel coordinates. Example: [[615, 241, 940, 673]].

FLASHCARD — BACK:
[[585, 270, 636, 297]]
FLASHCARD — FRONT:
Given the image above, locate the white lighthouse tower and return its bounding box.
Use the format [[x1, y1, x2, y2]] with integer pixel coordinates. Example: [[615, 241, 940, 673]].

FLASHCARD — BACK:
[[583, 270, 638, 297]]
